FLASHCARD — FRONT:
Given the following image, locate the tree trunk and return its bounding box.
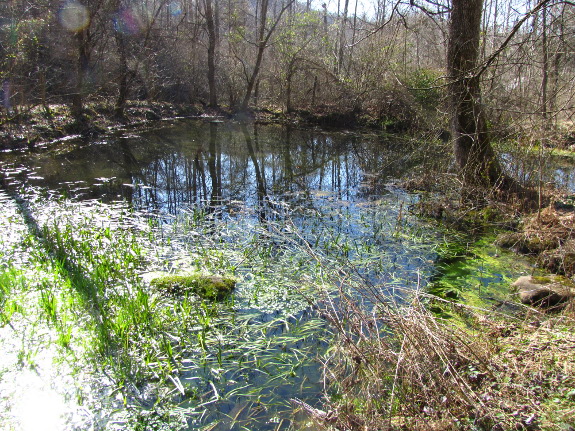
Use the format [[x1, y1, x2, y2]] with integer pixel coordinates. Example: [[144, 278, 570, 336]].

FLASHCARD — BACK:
[[72, 29, 90, 125], [239, 0, 293, 112], [337, 0, 350, 75], [550, 3, 564, 123], [205, 0, 218, 107], [286, 71, 292, 113], [114, 31, 128, 120], [541, 4, 549, 127], [239, 0, 268, 111], [448, 0, 501, 188]]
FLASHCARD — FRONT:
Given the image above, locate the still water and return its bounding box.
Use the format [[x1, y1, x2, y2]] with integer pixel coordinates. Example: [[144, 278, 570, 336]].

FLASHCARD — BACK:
[[0, 119, 546, 430], [7, 121, 420, 211], [8, 120, 437, 300]]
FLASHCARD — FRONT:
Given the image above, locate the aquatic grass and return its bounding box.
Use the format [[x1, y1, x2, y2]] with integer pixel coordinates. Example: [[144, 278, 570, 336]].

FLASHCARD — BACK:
[[0, 267, 28, 327], [0, 197, 119, 430], [0, 179, 449, 430], [274, 207, 563, 430], [0, 193, 334, 429]]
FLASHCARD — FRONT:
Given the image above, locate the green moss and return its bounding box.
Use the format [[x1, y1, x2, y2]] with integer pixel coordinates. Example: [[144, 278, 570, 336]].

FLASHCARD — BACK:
[[531, 274, 575, 288], [531, 276, 553, 285], [428, 235, 540, 313], [150, 274, 236, 301], [465, 207, 502, 225]]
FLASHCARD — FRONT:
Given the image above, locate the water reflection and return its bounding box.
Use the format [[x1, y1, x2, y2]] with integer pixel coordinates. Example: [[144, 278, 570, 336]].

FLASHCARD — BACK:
[[3, 121, 419, 216], [500, 150, 575, 193], [1, 120, 434, 306]]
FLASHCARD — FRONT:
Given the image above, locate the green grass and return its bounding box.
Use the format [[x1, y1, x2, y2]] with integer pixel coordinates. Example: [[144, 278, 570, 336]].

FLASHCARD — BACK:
[[0, 193, 333, 429]]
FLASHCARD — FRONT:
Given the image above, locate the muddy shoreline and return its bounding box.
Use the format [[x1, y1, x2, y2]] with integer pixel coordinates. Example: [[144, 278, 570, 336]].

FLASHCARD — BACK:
[[0, 101, 395, 153]]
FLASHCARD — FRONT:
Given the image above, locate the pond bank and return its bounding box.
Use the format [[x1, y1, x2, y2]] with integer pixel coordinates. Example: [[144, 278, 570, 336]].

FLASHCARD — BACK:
[[0, 101, 399, 152], [1, 102, 203, 151], [317, 292, 575, 430]]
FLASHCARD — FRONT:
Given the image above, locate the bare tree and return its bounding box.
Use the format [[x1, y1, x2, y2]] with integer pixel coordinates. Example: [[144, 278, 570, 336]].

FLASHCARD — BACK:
[[447, 0, 502, 188], [204, 0, 219, 107], [238, 0, 295, 112]]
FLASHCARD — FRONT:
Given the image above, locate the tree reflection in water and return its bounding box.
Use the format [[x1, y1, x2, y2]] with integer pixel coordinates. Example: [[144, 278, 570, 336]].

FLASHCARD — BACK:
[[6, 120, 426, 221]]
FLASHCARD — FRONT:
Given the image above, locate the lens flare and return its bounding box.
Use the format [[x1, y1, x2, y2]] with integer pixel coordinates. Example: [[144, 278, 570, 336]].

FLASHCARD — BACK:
[[58, 1, 90, 32], [113, 7, 145, 36], [168, 1, 183, 16]]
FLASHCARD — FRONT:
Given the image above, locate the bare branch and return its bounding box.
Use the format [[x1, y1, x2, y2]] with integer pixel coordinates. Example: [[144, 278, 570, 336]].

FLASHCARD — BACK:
[[476, 0, 575, 78]]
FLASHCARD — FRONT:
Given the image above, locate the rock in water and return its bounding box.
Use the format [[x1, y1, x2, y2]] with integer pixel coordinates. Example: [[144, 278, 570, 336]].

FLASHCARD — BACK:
[[512, 275, 575, 309], [150, 274, 236, 300]]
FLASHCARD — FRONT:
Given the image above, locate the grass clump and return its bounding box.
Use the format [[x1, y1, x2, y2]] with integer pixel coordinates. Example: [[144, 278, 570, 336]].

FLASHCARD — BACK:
[[150, 274, 236, 300], [308, 295, 575, 431], [496, 205, 575, 277]]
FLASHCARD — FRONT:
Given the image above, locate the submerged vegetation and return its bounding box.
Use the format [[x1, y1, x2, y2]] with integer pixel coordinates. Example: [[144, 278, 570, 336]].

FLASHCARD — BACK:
[[0, 189, 333, 429]]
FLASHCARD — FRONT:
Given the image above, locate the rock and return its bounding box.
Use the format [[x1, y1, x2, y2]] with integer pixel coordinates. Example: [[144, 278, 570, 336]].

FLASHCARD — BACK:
[[150, 274, 236, 301], [512, 275, 575, 309]]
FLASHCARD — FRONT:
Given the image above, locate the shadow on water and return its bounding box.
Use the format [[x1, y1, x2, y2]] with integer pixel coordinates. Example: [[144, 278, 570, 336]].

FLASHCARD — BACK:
[[0, 178, 130, 369]]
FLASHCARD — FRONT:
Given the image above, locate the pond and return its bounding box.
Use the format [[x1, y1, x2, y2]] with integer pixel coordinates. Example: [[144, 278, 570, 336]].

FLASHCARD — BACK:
[[0, 119, 546, 430], [5, 121, 418, 209]]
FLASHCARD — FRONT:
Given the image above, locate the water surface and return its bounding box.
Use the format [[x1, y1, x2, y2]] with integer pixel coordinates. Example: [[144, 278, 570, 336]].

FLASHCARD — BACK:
[[0, 120, 542, 430]]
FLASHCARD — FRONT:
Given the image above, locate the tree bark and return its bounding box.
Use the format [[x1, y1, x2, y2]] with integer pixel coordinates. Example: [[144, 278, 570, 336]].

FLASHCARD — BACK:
[[205, 0, 218, 107], [448, 0, 502, 188], [72, 29, 90, 125]]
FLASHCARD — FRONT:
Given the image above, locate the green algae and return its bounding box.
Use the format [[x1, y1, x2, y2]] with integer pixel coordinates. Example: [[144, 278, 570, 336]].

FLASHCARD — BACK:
[[428, 235, 540, 316]]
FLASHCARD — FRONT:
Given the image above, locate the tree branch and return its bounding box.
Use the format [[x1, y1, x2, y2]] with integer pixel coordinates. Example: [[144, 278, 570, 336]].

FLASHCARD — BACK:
[[476, 0, 575, 79]]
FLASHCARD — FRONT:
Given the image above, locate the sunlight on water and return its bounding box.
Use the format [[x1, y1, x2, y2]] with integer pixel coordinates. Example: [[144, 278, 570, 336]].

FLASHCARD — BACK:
[[12, 373, 71, 431], [0, 193, 112, 431], [0, 322, 99, 431]]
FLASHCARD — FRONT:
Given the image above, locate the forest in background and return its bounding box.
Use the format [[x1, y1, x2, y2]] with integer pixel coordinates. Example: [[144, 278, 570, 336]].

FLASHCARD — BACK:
[[1, 0, 574, 142]]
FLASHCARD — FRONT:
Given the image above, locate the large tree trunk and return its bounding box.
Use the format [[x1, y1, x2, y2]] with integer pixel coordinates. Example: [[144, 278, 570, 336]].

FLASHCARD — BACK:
[[205, 0, 218, 107], [448, 0, 502, 188]]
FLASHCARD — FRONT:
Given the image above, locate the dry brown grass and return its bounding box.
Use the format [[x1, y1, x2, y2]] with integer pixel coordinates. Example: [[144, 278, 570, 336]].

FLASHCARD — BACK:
[[497, 205, 575, 277], [300, 295, 575, 431]]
